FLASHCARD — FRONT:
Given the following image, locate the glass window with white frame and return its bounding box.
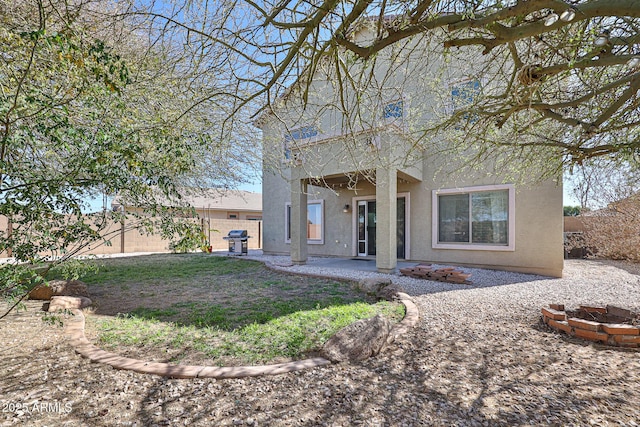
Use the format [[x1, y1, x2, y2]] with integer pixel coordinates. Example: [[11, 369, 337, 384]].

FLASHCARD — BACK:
[[433, 185, 514, 251], [285, 200, 324, 244]]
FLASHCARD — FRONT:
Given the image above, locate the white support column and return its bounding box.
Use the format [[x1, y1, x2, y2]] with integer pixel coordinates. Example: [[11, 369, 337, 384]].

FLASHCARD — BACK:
[[290, 177, 308, 264], [376, 166, 397, 273]]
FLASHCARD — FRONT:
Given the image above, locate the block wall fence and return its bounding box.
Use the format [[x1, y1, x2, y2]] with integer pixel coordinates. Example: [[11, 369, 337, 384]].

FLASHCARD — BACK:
[[0, 216, 262, 258]]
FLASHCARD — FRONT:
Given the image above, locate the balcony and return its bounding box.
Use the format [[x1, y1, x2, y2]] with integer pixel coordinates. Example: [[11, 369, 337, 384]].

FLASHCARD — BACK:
[[287, 126, 423, 184]]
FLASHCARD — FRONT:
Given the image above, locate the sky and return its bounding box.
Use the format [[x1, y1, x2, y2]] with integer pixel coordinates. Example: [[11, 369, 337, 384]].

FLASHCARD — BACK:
[[563, 184, 579, 206]]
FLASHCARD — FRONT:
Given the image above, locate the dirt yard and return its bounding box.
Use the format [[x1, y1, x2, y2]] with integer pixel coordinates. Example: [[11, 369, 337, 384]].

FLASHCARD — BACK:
[[1, 259, 639, 426]]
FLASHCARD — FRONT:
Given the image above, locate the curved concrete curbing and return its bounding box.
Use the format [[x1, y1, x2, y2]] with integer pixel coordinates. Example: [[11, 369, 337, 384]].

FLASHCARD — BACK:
[[390, 292, 419, 340], [63, 258, 420, 379], [64, 309, 331, 379]]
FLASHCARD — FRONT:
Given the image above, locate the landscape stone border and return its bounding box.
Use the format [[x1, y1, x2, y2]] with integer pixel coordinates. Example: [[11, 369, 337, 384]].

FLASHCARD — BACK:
[[62, 294, 419, 379]]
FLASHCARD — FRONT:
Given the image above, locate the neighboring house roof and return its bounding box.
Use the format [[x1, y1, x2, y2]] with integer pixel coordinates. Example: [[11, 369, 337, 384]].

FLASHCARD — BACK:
[[112, 188, 262, 212], [182, 189, 262, 212]]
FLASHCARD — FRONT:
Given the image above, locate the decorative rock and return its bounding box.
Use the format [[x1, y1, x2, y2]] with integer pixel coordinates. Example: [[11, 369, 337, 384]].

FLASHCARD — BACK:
[[29, 279, 89, 300], [545, 303, 640, 348], [50, 279, 89, 297], [357, 278, 392, 295], [606, 305, 636, 321], [377, 284, 404, 301], [321, 314, 393, 362], [29, 284, 54, 300], [601, 323, 640, 335], [541, 307, 566, 321], [47, 296, 92, 312], [400, 264, 472, 284]]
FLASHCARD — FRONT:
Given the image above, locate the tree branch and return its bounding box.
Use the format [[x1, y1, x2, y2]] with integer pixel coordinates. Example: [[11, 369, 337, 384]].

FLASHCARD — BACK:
[[591, 74, 640, 128]]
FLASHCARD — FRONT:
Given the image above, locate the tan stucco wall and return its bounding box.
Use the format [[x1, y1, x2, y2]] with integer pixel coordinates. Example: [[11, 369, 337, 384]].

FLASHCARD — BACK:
[[259, 30, 564, 277], [262, 164, 563, 277], [412, 181, 563, 278], [262, 120, 565, 276]]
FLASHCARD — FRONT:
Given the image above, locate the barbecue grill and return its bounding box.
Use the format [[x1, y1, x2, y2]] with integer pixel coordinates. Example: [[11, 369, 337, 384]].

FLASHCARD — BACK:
[[223, 230, 250, 255]]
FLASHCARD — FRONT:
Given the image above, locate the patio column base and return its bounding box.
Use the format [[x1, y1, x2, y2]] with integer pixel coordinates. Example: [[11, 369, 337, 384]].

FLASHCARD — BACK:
[[377, 267, 396, 274]]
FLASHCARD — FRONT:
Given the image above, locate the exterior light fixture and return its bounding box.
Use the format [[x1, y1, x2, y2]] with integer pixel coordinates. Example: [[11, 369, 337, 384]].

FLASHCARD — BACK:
[[627, 56, 640, 69], [544, 13, 559, 26], [343, 204, 350, 213], [560, 8, 576, 22], [594, 30, 610, 47]]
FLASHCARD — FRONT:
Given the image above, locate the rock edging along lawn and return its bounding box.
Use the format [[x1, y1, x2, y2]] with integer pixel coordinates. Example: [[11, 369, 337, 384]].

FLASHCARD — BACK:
[[62, 294, 419, 379]]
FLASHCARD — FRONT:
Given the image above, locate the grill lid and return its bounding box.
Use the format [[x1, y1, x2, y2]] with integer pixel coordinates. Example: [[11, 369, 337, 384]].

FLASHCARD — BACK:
[[227, 230, 248, 238]]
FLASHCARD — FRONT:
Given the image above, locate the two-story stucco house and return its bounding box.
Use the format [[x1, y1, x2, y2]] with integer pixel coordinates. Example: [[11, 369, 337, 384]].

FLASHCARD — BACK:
[[257, 23, 564, 277]]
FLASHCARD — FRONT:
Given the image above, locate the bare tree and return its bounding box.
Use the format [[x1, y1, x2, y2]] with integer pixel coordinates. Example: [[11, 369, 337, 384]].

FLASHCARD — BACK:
[[563, 156, 640, 261], [579, 193, 640, 261], [116, 0, 640, 172], [567, 157, 640, 209]]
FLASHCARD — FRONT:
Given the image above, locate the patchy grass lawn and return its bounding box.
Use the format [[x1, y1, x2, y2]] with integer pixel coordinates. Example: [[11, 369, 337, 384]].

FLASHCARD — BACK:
[[75, 254, 404, 366]]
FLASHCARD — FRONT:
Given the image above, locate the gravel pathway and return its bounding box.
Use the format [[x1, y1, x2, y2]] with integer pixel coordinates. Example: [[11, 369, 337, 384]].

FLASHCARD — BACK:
[[1, 257, 639, 426]]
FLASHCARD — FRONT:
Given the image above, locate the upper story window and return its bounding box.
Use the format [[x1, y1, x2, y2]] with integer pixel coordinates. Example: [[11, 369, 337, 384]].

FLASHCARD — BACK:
[[284, 125, 319, 142], [432, 184, 515, 251], [451, 79, 481, 108], [383, 100, 404, 119], [283, 125, 319, 160], [450, 79, 481, 123]]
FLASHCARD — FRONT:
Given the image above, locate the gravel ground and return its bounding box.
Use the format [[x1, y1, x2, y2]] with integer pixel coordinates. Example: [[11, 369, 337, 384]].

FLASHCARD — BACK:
[[1, 258, 639, 426]]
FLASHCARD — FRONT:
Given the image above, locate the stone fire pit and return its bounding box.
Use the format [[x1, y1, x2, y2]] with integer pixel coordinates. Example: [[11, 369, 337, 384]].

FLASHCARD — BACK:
[[542, 304, 640, 348]]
